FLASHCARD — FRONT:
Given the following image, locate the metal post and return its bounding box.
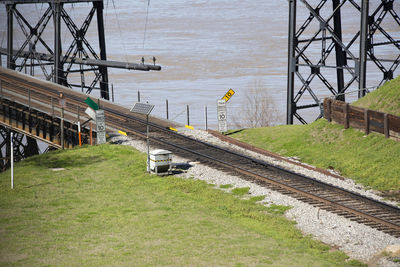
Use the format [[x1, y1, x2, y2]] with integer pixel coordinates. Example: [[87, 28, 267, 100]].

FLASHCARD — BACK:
[[90, 122, 93, 145], [359, 0, 369, 99], [205, 105, 208, 131], [61, 107, 64, 149], [138, 91, 141, 102], [78, 121, 82, 146], [286, 0, 296, 125], [94, 1, 109, 100], [53, 3, 62, 85], [332, 0, 345, 101], [146, 114, 150, 173], [6, 4, 15, 70], [28, 89, 31, 110], [51, 97, 54, 116], [29, 43, 34, 76], [10, 131, 13, 189], [166, 99, 169, 120], [111, 84, 114, 102], [186, 105, 190, 126]]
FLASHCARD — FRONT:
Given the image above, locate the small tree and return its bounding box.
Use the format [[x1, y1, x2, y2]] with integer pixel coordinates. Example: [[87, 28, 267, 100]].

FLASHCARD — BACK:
[[233, 80, 280, 128]]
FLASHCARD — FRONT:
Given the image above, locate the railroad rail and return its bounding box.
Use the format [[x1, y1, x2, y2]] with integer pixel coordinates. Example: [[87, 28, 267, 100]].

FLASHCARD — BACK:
[[1, 67, 400, 238]]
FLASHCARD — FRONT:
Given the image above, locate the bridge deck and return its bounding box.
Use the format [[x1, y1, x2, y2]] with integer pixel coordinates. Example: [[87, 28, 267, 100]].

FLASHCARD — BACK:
[[0, 67, 180, 148]]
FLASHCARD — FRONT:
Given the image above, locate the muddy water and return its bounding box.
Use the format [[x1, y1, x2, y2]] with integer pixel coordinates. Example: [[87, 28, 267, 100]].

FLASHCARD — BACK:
[[0, 1, 399, 128]]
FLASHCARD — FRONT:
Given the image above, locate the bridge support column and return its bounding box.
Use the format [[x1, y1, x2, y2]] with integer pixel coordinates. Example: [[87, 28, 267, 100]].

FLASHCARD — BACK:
[[6, 4, 15, 70], [332, 0, 345, 101], [358, 0, 369, 99], [94, 1, 109, 100], [286, 0, 296, 125], [53, 3, 63, 85]]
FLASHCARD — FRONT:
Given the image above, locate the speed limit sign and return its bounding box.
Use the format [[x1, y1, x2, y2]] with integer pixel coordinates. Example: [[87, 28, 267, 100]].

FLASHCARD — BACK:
[[217, 99, 227, 133], [95, 109, 106, 144]]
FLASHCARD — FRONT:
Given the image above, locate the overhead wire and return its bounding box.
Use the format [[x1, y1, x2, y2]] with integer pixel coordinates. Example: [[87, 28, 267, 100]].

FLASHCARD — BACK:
[[111, 0, 129, 62], [142, 0, 151, 49]]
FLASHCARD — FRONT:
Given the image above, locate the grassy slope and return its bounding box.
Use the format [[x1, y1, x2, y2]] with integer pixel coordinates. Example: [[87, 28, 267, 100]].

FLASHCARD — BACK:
[[230, 76, 400, 194], [353, 76, 400, 116], [231, 119, 400, 192], [0, 145, 363, 266]]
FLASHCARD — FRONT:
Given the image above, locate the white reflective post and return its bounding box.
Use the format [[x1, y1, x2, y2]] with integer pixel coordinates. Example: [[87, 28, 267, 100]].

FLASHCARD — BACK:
[[10, 131, 13, 189], [146, 114, 150, 173]]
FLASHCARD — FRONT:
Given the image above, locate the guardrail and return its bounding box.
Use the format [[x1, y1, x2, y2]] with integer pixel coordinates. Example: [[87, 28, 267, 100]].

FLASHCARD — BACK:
[[323, 98, 400, 140]]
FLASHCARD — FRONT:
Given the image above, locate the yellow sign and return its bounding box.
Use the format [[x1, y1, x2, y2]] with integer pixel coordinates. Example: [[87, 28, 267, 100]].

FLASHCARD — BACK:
[[222, 89, 235, 102], [118, 130, 127, 136]]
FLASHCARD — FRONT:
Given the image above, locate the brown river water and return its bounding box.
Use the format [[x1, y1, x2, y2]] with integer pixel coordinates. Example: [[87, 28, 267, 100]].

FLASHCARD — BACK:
[[0, 1, 399, 128]]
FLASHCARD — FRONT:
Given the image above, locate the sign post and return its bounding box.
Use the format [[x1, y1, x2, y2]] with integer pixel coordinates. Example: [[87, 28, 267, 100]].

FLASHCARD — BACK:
[[217, 99, 227, 133], [217, 89, 235, 133], [130, 102, 154, 173], [59, 93, 65, 149]]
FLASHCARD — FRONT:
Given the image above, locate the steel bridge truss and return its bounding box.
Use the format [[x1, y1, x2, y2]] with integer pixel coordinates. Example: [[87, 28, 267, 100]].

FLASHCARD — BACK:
[[0, 96, 94, 170], [0, 126, 40, 171], [3, 0, 111, 98], [287, 0, 400, 124]]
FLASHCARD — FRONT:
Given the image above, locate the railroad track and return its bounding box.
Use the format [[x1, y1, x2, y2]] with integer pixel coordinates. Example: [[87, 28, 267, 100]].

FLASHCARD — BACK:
[[1, 68, 400, 238]]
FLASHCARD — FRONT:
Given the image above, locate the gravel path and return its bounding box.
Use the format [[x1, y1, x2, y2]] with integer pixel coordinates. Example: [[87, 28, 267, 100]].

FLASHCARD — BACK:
[[109, 129, 400, 265]]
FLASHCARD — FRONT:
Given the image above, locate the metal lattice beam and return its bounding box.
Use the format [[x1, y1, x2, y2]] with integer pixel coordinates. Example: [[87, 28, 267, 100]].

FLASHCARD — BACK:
[[287, 0, 400, 124], [1, 0, 161, 101]]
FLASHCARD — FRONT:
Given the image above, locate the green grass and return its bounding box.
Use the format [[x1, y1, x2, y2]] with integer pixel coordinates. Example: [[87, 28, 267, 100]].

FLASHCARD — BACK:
[[0, 144, 364, 266], [230, 119, 400, 193], [232, 187, 250, 196], [219, 184, 233, 189], [353, 75, 400, 116]]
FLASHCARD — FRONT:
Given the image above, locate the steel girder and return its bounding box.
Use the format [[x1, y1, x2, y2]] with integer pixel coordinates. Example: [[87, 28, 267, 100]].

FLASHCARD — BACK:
[[287, 0, 400, 124], [4, 1, 110, 99]]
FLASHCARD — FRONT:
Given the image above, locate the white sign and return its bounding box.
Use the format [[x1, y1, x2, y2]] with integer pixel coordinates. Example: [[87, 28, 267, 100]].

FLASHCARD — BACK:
[[85, 107, 96, 120], [95, 109, 106, 144], [217, 99, 227, 133]]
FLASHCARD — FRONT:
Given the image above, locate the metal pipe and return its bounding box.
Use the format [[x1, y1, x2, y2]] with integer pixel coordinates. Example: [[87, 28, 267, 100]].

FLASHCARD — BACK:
[[286, 0, 296, 125], [0, 48, 160, 71], [138, 91, 141, 102]]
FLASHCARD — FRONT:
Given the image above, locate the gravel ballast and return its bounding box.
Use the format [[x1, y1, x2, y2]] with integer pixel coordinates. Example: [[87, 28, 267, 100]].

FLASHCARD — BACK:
[[109, 129, 400, 265]]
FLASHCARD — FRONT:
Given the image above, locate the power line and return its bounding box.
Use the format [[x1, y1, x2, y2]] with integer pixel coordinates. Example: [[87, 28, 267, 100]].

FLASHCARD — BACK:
[[142, 0, 151, 49], [111, 0, 129, 62]]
